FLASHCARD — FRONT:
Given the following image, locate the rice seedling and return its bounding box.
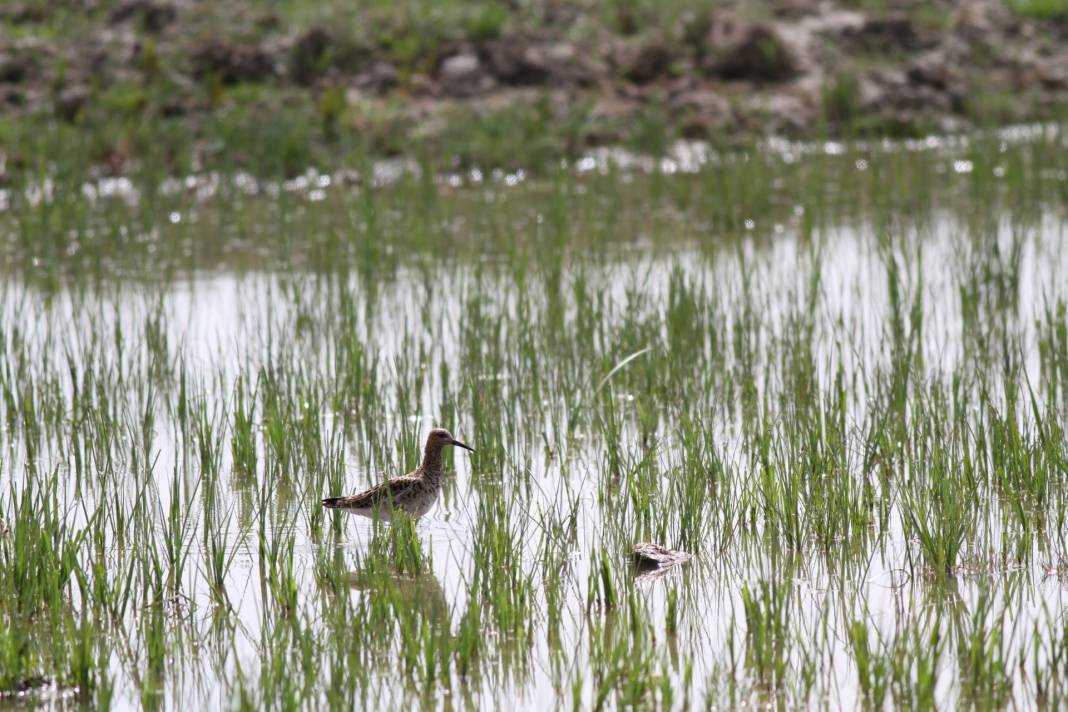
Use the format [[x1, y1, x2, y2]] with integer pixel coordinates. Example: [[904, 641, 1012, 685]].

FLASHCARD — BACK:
[[0, 126, 1066, 708]]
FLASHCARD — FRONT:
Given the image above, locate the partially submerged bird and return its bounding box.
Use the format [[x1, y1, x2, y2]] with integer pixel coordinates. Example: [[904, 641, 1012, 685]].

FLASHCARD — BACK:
[[632, 542, 692, 582], [322, 428, 474, 520]]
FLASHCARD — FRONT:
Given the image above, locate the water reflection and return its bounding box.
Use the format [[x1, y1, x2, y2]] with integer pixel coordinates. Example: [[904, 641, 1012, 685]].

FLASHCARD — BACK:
[[348, 567, 450, 627]]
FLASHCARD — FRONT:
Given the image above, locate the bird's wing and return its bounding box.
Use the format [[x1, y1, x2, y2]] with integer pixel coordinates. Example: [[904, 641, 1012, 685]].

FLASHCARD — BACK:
[[323, 474, 420, 509]]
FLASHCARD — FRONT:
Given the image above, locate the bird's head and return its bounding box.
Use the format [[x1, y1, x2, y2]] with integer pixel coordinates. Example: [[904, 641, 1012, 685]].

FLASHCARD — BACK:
[[425, 428, 475, 452]]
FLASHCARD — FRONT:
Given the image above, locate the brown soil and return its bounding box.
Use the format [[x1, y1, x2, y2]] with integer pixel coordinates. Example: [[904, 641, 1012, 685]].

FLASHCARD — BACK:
[[2, 0, 1067, 162]]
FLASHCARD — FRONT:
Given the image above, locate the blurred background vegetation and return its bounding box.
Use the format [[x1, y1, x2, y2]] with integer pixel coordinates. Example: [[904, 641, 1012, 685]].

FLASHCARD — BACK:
[[1, 0, 1067, 179]]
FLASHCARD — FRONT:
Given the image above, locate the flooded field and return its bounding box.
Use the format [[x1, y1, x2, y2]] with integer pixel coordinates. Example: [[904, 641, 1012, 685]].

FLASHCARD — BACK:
[[2, 129, 1068, 710]]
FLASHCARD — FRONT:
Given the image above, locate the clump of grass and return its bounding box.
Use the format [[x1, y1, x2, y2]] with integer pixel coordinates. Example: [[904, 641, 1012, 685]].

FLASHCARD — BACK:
[[741, 579, 792, 692], [1007, 0, 1068, 18]]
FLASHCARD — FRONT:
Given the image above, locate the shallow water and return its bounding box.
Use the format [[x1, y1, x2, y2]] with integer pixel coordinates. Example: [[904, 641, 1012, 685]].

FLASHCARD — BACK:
[[2, 135, 1068, 709]]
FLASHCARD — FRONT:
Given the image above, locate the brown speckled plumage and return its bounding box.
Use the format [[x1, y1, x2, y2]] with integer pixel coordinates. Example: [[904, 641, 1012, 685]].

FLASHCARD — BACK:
[[322, 428, 474, 520], [632, 543, 692, 582]]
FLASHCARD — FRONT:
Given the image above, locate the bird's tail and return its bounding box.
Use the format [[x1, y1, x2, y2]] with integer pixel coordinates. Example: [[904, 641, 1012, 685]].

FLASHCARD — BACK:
[[321, 497, 343, 509]]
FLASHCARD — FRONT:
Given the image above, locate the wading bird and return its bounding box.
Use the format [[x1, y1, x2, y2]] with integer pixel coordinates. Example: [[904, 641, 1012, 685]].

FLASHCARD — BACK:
[[322, 428, 474, 520]]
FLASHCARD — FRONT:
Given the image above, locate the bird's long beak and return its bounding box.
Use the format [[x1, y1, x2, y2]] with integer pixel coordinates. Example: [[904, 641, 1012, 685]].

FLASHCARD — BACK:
[[450, 438, 475, 452]]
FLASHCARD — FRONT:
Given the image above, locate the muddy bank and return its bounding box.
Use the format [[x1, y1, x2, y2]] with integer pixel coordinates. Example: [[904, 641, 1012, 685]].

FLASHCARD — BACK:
[[2, 0, 1067, 173]]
